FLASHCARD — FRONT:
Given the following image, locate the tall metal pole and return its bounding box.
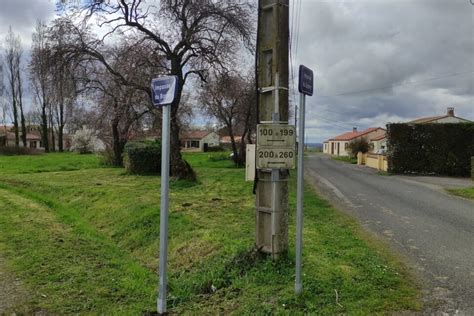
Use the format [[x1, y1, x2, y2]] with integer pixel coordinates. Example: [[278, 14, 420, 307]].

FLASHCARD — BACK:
[[157, 105, 170, 314], [295, 92, 305, 294], [255, 0, 290, 259]]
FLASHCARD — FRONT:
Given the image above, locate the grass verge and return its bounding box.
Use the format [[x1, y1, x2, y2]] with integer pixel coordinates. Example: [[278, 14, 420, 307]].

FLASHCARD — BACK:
[[446, 187, 474, 199], [0, 152, 420, 314], [331, 155, 357, 164]]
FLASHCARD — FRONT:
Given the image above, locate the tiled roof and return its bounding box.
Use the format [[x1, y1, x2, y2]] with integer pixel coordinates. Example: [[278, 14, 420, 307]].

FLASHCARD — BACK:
[[220, 136, 243, 143], [408, 115, 472, 123], [370, 134, 386, 141], [409, 115, 446, 123], [329, 127, 383, 141], [181, 130, 212, 139]]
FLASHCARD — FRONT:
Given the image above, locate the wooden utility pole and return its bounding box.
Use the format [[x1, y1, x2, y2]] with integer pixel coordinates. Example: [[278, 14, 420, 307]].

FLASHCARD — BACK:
[[256, 0, 290, 258]]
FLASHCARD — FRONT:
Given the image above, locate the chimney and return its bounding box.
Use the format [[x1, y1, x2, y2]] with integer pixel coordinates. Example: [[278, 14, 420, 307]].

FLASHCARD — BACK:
[[353, 127, 357, 133], [447, 107, 454, 117]]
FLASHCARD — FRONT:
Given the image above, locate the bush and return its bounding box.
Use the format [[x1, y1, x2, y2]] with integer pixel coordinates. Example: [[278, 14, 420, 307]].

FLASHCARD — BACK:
[[71, 127, 101, 154], [387, 123, 474, 177], [206, 146, 225, 152], [0, 146, 42, 156], [99, 147, 116, 166], [347, 138, 370, 158], [124, 139, 161, 175], [208, 152, 229, 162]]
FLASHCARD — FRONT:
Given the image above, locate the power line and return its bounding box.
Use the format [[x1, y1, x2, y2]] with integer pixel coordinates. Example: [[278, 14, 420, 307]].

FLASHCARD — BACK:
[[318, 70, 474, 98]]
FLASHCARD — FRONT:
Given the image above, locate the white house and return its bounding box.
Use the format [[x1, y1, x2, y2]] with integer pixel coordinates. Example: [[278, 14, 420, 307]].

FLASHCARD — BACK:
[[324, 127, 386, 157], [181, 130, 220, 152]]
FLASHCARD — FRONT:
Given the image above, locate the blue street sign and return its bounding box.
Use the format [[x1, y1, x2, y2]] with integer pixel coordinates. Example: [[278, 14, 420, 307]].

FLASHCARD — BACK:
[[151, 76, 178, 106], [298, 65, 314, 96]]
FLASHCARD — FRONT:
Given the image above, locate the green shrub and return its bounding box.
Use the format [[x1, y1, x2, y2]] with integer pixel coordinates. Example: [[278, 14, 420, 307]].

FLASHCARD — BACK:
[[123, 140, 161, 175], [99, 147, 116, 166], [206, 146, 225, 152], [0, 147, 42, 156], [347, 138, 370, 158], [208, 152, 229, 162], [387, 123, 474, 177]]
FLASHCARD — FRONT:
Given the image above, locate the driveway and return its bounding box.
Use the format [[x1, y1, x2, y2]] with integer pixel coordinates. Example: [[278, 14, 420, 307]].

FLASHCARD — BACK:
[[305, 154, 474, 314]]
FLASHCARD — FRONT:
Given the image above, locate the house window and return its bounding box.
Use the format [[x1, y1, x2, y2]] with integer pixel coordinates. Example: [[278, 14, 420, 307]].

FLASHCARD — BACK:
[[344, 142, 348, 149], [30, 141, 37, 149], [187, 140, 200, 148]]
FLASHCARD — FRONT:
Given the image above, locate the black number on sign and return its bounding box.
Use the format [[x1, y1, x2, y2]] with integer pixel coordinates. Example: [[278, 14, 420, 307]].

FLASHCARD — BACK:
[[260, 129, 273, 136], [280, 129, 294, 137]]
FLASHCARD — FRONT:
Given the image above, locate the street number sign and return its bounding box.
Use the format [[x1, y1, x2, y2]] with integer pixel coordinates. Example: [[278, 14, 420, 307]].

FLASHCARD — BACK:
[[298, 65, 314, 96], [151, 76, 178, 106], [257, 147, 295, 169], [257, 124, 296, 147], [256, 123, 296, 169]]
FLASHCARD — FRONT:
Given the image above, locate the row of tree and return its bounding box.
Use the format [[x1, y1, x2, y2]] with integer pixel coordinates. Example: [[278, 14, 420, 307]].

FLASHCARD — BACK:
[[2, 0, 257, 179]]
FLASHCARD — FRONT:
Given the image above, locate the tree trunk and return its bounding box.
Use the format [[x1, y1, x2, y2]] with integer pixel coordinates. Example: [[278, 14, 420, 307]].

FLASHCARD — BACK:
[[228, 127, 242, 166], [9, 70, 19, 147], [111, 119, 123, 166], [41, 105, 49, 152], [168, 69, 195, 180], [58, 102, 64, 152], [17, 68, 27, 147]]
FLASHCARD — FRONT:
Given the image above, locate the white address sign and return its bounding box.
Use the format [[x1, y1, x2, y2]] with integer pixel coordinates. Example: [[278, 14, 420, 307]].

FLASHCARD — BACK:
[[257, 124, 296, 147], [256, 148, 296, 169]]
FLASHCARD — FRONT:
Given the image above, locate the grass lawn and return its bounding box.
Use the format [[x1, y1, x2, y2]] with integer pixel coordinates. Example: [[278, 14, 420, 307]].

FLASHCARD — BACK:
[[331, 155, 357, 164], [447, 187, 474, 199], [0, 152, 420, 314]]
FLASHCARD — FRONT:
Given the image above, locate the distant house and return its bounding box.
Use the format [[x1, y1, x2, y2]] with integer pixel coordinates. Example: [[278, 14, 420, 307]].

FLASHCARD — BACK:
[[408, 107, 471, 124], [0, 126, 44, 150], [181, 130, 220, 152], [323, 127, 386, 157], [370, 134, 387, 154], [0, 125, 70, 150]]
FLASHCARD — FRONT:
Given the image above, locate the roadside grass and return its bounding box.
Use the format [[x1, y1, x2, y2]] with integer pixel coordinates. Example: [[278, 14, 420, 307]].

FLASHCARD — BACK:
[[446, 187, 474, 199], [0, 152, 101, 174], [0, 152, 421, 314], [331, 155, 357, 164]]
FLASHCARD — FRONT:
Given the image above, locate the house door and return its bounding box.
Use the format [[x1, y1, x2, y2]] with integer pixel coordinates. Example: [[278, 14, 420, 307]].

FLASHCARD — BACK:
[[203, 143, 209, 152], [337, 143, 340, 156], [331, 142, 334, 154]]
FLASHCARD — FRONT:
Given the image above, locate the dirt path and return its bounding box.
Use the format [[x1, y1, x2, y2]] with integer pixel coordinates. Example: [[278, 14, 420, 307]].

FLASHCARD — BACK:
[[0, 253, 28, 314]]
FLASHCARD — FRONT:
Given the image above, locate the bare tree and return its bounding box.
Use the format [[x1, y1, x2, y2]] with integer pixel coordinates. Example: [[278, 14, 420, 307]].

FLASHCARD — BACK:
[[4, 27, 21, 146], [59, 0, 255, 179], [49, 20, 78, 152], [200, 72, 255, 166], [30, 20, 53, 152]]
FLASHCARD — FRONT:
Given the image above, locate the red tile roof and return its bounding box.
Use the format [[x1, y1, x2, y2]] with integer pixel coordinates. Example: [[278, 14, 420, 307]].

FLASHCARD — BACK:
[[181, 130, 212, 140], [370, 134, 386, 141], [329, 127, 383, 141], [408, 115, 472, 123]]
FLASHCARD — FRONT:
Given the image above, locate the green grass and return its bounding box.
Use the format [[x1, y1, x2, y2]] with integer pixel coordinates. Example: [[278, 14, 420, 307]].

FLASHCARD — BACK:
[[0, 152, 421, 314], [447, 187, 474, 199], [331, 155, 357, 164]]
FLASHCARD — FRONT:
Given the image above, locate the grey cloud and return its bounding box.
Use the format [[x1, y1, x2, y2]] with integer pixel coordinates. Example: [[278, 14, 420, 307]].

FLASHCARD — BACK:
[[292, 0, 474, 142]]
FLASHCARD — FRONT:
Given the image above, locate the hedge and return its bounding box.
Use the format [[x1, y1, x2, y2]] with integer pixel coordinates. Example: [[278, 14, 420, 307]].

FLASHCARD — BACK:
[[123, 139, 161, 175], [471, 156, 474, 180], [386, 123, 474, 177]]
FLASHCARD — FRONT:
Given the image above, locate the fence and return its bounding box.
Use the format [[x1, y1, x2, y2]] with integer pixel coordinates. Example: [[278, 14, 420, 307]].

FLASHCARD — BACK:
[[357, 152, 388, 172]]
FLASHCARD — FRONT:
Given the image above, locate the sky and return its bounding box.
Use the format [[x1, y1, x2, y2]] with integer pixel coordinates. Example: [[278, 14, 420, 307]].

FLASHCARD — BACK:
[[0, 0, 473, 143]]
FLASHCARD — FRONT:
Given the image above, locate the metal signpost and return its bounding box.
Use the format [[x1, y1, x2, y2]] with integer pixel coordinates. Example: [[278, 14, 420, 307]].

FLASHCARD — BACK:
[[295, 65, 314, 294], [151, 75, 178, 314]]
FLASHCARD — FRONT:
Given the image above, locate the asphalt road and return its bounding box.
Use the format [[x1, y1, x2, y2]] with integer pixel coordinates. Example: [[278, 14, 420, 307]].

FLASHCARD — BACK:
[[305, 154, 474, 314]]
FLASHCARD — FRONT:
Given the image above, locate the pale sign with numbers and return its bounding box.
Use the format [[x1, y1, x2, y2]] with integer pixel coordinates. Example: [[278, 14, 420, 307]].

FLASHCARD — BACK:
[[257, 124, 296, 147], [257, 147, 295, 169], [256, 123, 296, 169]]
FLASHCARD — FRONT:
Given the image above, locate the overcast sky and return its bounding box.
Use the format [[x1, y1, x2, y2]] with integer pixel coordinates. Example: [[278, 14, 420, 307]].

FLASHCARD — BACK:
[[1, 0, 473, 142]]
